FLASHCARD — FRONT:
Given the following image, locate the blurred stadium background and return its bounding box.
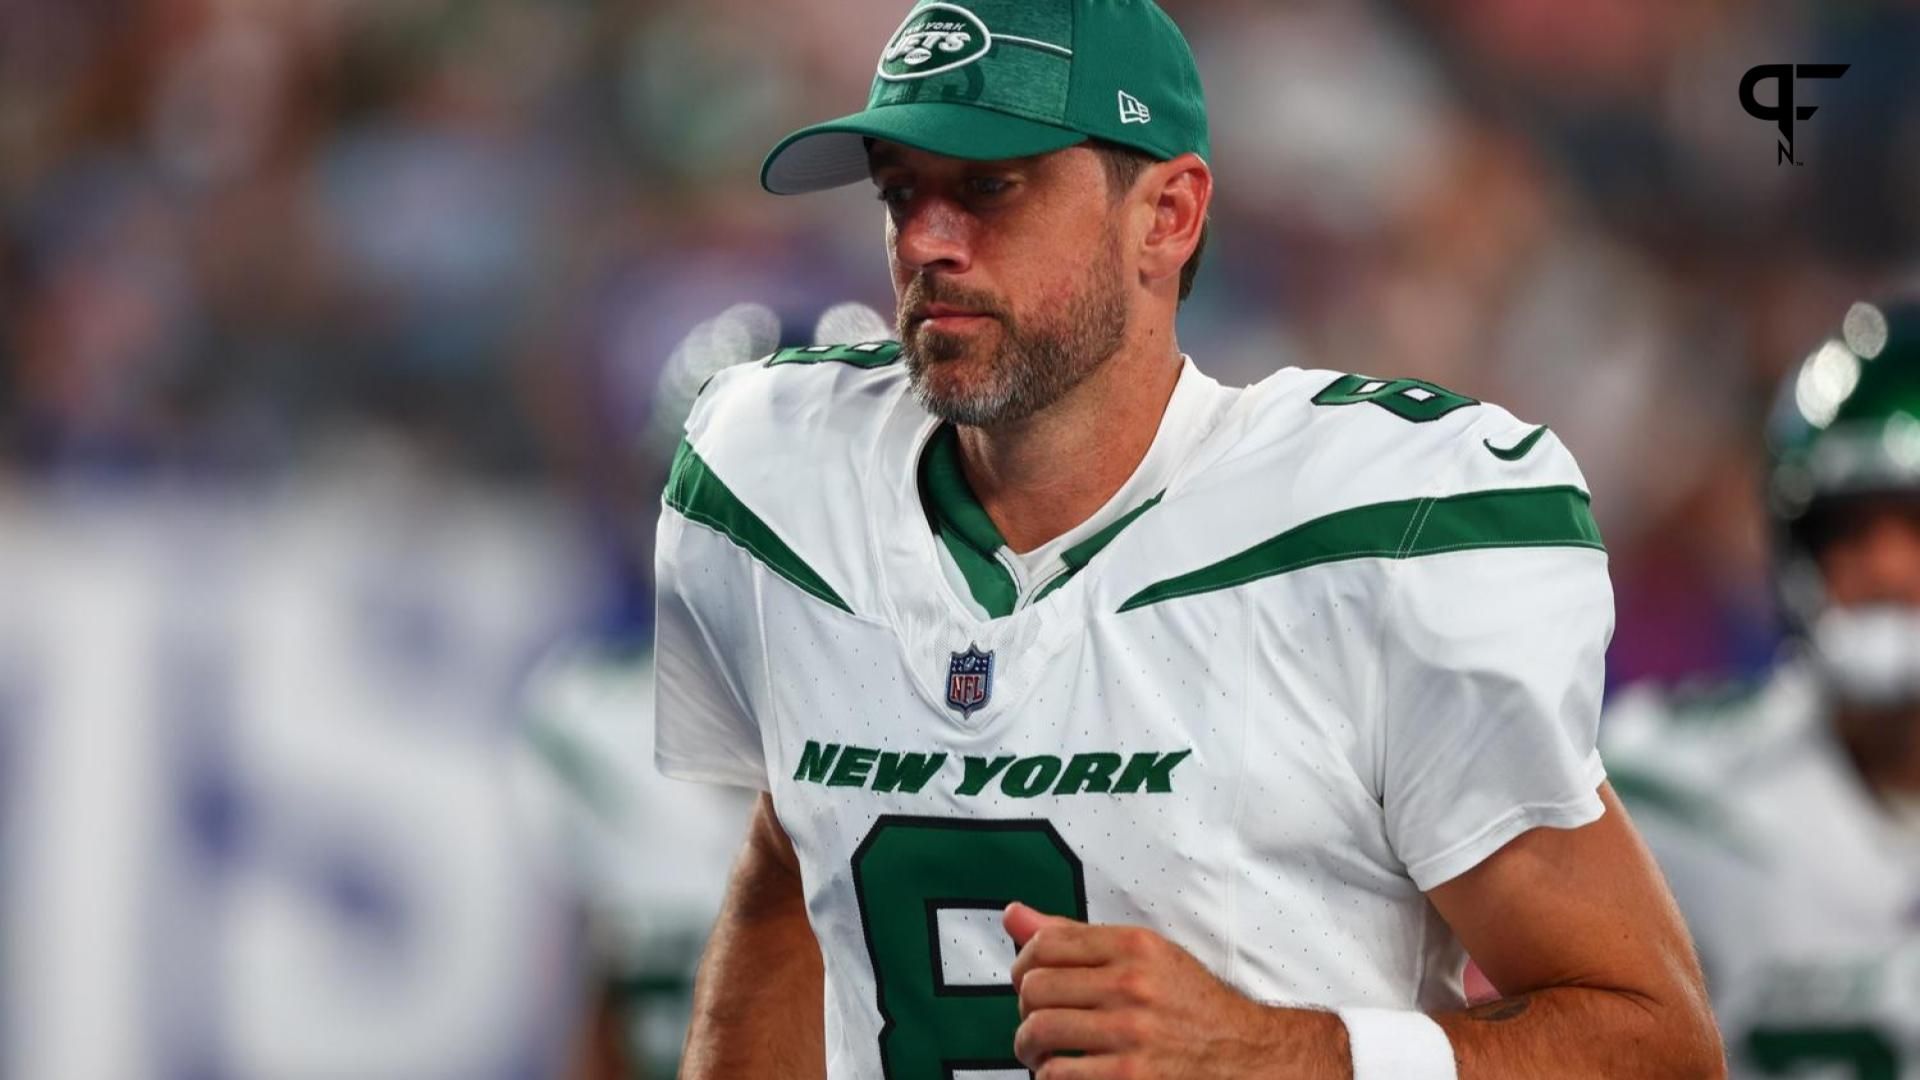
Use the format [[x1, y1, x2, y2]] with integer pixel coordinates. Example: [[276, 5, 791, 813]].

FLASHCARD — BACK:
[[0, 0, 1915, 1076]]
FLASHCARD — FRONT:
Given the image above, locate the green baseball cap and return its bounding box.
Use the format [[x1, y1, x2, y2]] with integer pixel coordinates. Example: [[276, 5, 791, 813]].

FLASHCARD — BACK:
[[761, 0, 1209, 196]]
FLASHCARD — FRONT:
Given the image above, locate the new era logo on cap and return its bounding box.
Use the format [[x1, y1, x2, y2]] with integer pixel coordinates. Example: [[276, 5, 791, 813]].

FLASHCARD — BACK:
[[1118, 90, 1151, 125]]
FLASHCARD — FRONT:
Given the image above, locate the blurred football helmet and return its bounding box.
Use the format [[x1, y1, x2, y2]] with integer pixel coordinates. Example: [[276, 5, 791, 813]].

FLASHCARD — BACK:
[[1769, 295, 1920, 706]]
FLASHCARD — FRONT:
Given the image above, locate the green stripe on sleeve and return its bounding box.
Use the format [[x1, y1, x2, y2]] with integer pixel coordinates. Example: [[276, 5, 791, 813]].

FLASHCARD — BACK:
[[1605, 766, 1758, 862], [665, 440, 852, 613], [1119, 485, 1602, 612]]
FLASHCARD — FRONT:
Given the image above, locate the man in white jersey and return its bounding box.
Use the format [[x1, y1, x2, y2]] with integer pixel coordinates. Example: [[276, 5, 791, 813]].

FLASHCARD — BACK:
[[1604, 297, 1920, 1079], [653, 1, 1721, 1076]]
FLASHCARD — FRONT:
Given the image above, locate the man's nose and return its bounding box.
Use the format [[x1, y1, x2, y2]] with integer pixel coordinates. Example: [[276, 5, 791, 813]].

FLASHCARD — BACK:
[[893, 197, 973, 277]]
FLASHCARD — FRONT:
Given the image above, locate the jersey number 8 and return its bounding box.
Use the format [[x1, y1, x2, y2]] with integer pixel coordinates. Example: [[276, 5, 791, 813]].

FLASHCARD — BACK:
[[851, 816, 1088, 1078]]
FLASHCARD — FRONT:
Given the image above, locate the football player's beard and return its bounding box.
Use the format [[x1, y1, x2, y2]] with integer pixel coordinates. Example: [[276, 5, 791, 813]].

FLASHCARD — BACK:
[[899, 233, 1129, 429]]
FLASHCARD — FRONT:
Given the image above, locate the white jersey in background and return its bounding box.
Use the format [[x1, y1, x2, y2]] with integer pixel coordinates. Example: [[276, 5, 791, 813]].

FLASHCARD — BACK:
[[1603, 668, 1920, 1080], [518, 645, 753, 1075], [655, 343, 1614, 1079]]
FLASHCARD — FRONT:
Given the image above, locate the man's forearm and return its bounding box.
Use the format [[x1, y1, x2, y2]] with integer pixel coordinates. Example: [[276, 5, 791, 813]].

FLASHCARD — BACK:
[[1434, 987, 1721, 1079], [681, 798, 825, 1079], [1251, 988, 1720, 1080]]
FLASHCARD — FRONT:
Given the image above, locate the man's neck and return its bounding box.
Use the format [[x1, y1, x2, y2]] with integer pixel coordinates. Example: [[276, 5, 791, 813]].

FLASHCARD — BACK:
[[954, 329, 1184, 554]]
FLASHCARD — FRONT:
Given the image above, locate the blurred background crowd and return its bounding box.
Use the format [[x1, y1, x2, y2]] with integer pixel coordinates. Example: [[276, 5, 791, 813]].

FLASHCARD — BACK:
[[1, 0, 1916, 1077], [7, 0, 1920, 670]]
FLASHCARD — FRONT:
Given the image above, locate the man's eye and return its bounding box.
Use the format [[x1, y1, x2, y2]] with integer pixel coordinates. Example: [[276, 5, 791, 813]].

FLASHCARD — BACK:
[[876, 186, 912, 207], [968, 177, 1012, 198]]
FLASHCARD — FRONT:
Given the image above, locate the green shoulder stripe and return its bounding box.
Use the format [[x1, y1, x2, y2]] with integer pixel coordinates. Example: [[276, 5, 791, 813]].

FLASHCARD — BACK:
[[1119, 485, 1601, 612], [766, 341, 902, 368], [1663, 678, 1768, 727], [1606, 765, 1758, 863], [665, 440, 852, 613]]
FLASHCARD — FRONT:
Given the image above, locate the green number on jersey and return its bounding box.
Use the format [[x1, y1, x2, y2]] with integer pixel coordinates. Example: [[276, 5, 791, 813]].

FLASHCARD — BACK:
[[766, 341, 903, 368], [851, 816, 1088, 1078], [1313, 373, 1477, 423], [1747, 1027, 1898, 1080]]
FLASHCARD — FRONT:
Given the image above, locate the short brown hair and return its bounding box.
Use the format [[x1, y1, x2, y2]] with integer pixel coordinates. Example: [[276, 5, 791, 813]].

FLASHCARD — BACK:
[[1090, 140, 1208, 304]]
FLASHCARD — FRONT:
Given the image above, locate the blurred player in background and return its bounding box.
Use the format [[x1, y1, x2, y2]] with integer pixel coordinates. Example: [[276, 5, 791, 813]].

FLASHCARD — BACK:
[[656, 0, 1720, 1076], [1605, 296, 1920, 1079], [520, 642, 751, 1078], [518, 302, 884, 1077]]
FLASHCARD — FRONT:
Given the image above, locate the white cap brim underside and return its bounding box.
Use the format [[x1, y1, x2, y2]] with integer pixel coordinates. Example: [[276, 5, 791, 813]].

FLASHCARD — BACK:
[[763, 132, 874, 195]]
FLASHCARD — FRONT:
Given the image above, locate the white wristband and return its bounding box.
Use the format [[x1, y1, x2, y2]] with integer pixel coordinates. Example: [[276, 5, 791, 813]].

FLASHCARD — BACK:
[[1337, 1007, 1458, 1080]]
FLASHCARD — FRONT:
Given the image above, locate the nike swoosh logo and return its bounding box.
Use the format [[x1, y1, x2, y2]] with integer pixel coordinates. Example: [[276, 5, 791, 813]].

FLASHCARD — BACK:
[[1484, 425, 1549, 461]]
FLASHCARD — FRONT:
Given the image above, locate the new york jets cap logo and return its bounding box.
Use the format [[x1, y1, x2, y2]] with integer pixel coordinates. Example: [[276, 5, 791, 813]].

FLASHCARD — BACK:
[[879, 3, 993, 81]]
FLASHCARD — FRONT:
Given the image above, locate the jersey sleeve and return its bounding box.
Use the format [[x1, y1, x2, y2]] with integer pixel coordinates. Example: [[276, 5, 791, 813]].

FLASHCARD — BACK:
[[652, 363, 780, 790], [653, 505, 769, 789], [1376, 423, 1615, 891]]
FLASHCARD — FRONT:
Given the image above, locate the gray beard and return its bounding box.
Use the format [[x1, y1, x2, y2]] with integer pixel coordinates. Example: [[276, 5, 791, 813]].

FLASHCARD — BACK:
[[899, 242, 1129, 429], [905, 327, 1108, 427]]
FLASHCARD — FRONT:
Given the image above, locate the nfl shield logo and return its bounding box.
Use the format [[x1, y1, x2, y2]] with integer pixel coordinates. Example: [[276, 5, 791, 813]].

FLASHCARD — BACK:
[[946, 644, 994, 718]]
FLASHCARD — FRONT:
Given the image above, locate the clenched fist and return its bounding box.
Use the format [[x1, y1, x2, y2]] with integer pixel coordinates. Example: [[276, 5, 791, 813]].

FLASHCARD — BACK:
[[1004, 902, 1348, 1079]]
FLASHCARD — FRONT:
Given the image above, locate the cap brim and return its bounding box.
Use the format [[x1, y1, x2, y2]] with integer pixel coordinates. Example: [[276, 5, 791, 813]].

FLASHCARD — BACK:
[[761, 102, 1086, 195]]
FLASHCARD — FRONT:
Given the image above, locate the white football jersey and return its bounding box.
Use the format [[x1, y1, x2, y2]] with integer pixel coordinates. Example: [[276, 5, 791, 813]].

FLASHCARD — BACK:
[[655, 343, 1614, 1079], [1604, 667, 1920, 1079]]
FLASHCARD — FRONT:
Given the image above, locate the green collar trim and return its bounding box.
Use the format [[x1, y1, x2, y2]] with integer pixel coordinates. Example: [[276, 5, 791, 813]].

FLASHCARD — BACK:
[[1061, 491, 1165, 571], [920, 425, 1010, 557], [918, 425, 1167, 618], [920, 426, 1018, 618]]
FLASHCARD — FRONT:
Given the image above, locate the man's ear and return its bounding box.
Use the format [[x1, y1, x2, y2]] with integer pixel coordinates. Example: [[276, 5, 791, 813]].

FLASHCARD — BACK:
[[1136, 154, 1211, 294]]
